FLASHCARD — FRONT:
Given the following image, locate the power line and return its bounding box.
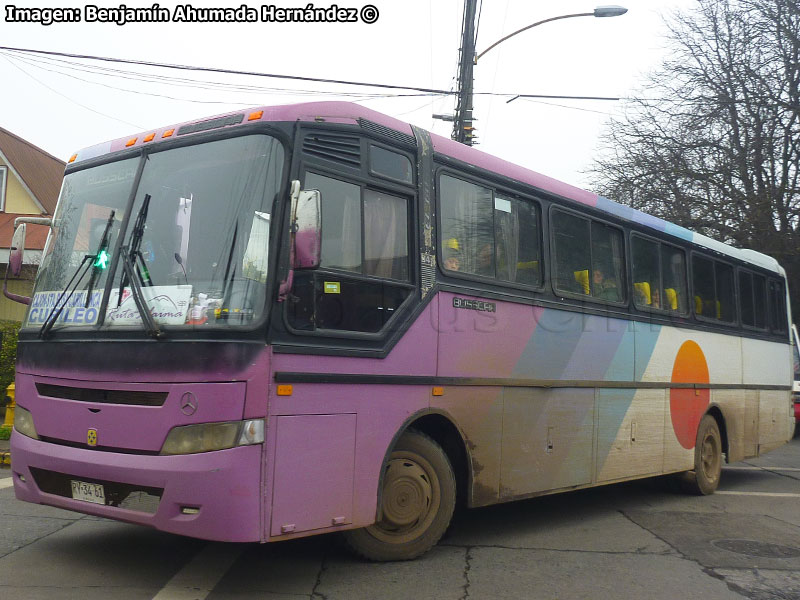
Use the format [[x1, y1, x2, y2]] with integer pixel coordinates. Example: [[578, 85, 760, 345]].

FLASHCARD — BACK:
[[0, 54, 143, 129], [0, 45, 453, 95], [0, 50, 443, 105], [0, 49, 442, 100], [0, 45, 630, 103]]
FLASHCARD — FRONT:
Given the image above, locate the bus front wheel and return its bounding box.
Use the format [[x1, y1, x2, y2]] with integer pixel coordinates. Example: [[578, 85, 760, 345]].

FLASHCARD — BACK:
[[683, 414, 723, 495], [344, 429, 456, 561]]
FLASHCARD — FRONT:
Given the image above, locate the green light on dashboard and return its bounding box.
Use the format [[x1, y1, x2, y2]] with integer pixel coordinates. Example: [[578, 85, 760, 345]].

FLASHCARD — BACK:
[[94, 249, 110, 270]]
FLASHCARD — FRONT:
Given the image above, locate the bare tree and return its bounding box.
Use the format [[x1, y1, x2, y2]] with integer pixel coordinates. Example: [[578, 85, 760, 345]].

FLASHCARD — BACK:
[[590, 0, 800, 318]]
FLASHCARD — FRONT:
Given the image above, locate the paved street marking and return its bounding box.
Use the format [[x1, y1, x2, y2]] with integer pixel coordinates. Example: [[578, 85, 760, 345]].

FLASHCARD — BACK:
[[151, 542, 244, 600], [724, 466, 800, 472], [716, 491, 800, 498], [0, 478, 14, 490]]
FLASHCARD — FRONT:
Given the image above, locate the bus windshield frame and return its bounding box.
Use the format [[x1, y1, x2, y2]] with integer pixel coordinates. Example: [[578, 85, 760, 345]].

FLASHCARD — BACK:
[[24, 131, 286, 336]]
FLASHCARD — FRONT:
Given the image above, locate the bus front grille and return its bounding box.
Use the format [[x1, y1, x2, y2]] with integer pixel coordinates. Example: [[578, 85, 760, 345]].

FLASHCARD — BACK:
[[36, 384, 168, 406]]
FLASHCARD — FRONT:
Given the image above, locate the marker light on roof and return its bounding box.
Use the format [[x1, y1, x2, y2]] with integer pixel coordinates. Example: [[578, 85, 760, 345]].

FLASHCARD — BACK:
[[125, 138, 137, 147], [68, 154, 77, 163], [248, 110, 263, 121], [162, 129, 175, 138], [144, 133, 155, 143]]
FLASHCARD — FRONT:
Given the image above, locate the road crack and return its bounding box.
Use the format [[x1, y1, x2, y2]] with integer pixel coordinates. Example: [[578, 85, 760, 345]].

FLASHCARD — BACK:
[[459, 546, 473, 600], [310, 548, 328, 600]]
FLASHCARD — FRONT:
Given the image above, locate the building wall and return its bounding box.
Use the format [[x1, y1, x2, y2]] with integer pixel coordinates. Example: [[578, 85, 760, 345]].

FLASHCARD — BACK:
[[0, 156, 41, 215]]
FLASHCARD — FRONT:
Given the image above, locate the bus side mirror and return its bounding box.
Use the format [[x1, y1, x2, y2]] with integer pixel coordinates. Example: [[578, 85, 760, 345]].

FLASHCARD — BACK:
[[4, 217, 52, 305], [9, 223, 27, 277], [292, 189, 321, 269]]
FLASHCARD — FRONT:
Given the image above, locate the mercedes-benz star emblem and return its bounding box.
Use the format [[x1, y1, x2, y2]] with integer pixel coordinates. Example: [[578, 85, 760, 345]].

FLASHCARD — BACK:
[[180, 391, 198, 416]]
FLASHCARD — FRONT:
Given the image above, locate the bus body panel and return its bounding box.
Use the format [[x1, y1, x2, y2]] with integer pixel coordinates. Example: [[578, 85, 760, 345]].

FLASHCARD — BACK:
[[15, 374, 246, 452], [264, 386, 431, 539], [595, 388, 667, 483], [267, 292, 792, 528], [266, 301, 440, 538], [12, 430, 263, 542]]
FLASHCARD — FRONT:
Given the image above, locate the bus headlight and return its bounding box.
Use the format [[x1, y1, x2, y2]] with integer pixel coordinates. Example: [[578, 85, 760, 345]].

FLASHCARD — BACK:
[[160, 419, 264, 455], [14, 406, 39, 440]]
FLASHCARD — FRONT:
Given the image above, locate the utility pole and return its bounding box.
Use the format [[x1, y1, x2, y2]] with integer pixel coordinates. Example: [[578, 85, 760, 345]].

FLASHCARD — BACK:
[[452, 0, 478, 146]]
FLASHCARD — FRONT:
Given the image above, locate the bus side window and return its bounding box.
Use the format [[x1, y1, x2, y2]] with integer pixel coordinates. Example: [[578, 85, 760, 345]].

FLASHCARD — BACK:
[[590, 222, 624, 302], [662, 245, 687, 312], [769, 279, 788, 333], [715, 262, 735, 322], [692, 255, 715, 319], [740, 269, 768, 329], [290, 171, 412, 334], [495, 195, 542, 287], [439, 175, 494, 277], [552, 210, 591, 296], [739, 271, 755, 327], [632, 236, 659, 309], [752, 274, 767, 329]]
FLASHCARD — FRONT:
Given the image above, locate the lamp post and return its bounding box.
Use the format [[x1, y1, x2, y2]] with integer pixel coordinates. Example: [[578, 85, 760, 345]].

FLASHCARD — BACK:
[[450, 5, 628, 146]]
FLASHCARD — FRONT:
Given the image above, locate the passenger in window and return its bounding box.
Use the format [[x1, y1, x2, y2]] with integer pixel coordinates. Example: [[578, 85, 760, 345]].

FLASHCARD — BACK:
[[476, 242, 494, 276], [593, 268, 620, 301], [651, 288, 661, 309], [443, 238, 461, 272]]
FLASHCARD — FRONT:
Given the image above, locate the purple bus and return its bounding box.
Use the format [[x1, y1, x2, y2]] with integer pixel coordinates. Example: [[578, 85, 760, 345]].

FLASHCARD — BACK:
[[7, 102, 795, 560]]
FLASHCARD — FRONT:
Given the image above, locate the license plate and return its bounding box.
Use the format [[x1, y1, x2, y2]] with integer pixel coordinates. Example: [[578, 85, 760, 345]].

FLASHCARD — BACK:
[[70, 480, 106, 505]]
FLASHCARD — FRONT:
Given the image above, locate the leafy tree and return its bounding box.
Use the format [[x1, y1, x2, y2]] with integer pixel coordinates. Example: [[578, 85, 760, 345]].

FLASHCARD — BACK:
[[591, 0, 800, 319]]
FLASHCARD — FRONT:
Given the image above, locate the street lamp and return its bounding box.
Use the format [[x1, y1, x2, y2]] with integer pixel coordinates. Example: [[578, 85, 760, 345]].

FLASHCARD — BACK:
[[450, 5, 627, 146], [476, 6, 628, 63]]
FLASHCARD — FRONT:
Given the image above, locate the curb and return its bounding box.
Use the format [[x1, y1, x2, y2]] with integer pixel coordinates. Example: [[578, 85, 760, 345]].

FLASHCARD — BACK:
[[0, 452, 9, 467]]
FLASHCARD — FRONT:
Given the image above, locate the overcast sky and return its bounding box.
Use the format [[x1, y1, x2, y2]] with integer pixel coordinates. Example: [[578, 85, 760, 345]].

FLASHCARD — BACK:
[[0, 0, 695, 190]]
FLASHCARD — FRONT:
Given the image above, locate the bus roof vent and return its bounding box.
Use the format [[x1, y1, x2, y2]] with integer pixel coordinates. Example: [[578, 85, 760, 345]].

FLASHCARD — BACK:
[[358, 119, 416, 147], [302, 132, 361, 166]]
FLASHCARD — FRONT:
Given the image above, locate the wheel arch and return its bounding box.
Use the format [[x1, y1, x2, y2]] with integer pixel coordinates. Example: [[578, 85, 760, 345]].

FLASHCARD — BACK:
[[706, 404, 730, 461], [374, 409, 471, 520]]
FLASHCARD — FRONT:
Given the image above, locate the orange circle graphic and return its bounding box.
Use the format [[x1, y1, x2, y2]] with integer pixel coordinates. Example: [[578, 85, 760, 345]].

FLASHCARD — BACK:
[[669, 340, 710, 449]]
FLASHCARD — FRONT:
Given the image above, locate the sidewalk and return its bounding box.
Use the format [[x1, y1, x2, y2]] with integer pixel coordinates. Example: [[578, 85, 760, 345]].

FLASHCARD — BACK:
[[0, 436, 10, 467]]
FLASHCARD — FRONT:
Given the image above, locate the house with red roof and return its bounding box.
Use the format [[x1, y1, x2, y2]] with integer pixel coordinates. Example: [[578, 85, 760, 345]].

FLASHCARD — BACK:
[[0, 127, 64, 321]]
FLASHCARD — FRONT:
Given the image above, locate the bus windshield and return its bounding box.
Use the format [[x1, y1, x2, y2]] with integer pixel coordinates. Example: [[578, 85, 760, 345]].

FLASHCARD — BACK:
[[25, 134, 285, 332]]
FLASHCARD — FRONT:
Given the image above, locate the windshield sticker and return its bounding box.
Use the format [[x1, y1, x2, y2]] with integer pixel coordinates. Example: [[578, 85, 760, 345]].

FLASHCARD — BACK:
[[28, 291, 103, 326], [107, 285, 192, 326]]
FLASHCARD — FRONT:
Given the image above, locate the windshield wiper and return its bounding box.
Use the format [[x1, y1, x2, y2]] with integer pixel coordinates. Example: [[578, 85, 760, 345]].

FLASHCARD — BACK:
[[39, 210, 117, 338], [118, 193, 153, 302], [115, 194, 163, 338], [39, 255, 94, 339], [119, 251, 163, 338]]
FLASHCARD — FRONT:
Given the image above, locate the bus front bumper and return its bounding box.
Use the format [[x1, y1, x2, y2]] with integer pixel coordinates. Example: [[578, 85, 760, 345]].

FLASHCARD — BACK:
[[10, 431, 263, 542]]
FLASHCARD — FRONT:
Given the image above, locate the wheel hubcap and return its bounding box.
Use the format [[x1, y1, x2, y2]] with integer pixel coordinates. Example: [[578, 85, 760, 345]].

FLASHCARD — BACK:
[[366, 453, 441, 544], [701, 433, 720, 480], [381, 459, 432, 528]]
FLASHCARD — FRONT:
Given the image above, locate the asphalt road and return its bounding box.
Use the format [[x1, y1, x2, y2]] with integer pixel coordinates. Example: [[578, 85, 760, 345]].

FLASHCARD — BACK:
[[1, 431, 799, 600]]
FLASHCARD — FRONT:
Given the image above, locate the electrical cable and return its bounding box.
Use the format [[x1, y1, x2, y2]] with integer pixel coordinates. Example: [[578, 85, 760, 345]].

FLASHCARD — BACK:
[[1, 49, 444, 100], [0, 45, 634, 106], [0, 54, 144, 128], [0, 45, 453, 95]]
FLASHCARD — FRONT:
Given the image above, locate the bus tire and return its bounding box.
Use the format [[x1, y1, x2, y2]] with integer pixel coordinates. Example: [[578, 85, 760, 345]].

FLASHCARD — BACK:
[[684, 414, 723, 495], [343, 429, 456, 561]]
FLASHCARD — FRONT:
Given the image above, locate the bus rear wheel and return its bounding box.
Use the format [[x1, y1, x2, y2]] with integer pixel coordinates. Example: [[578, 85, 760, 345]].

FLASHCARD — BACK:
[[683, 414, 722, 495], [344, 430, 456, 561]]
